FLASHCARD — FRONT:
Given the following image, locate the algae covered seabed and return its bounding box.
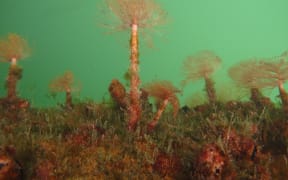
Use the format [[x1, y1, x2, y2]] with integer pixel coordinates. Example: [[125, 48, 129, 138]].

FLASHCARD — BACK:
[[1, 98, 288, 179]]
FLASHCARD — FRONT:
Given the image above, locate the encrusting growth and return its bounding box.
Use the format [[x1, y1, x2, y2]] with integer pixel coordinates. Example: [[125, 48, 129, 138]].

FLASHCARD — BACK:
[[182, 50, 221, 104], [108, 79, 128, 110], [49, 71, 77, 109], [6, 65, 22, 100], [143, 80, 180, 132], [0, 33, 30, 109], [105, 0, 166, 131], [0, 152, 22, 180]]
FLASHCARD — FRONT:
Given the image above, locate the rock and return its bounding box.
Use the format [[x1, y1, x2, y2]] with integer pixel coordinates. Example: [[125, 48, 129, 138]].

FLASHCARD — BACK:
[[0, 154, 22, 180]]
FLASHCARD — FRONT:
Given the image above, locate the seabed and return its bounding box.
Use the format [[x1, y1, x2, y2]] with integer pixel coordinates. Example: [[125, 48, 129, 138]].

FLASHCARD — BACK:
[[0, 96, 287, 179]]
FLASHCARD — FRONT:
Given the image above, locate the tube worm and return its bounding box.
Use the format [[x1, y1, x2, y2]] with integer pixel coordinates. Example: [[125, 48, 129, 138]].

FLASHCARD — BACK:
[[182, 50, 221, 105], [0, 33, 30, 101], [49, 71, 78, 109], [143, 80, 180, 132], [105, 0, 166, 130]]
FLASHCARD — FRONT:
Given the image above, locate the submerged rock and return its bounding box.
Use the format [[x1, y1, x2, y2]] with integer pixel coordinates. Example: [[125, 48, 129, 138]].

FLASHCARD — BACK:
[[0, 153, 22, 180]]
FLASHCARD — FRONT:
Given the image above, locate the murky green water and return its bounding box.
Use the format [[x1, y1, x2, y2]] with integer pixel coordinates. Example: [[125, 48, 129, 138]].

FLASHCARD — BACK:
[[0, 0, 288, 107]]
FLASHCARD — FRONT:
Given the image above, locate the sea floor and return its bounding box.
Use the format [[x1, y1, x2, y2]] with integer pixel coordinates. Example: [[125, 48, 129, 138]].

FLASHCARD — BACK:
[[0, 99, 287, 179]]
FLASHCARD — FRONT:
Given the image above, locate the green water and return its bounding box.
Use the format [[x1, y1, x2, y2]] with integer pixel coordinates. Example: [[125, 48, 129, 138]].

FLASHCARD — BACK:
[[0, 0, 288, 107]]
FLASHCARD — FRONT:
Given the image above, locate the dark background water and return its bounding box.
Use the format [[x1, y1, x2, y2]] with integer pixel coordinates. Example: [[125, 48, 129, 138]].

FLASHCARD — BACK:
[[0, 0, 287, 107]]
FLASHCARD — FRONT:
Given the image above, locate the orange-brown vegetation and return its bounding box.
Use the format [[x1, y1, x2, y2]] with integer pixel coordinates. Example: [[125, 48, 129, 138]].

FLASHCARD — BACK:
[[194, 143, 227, 179], [153, 152, 182, 178]]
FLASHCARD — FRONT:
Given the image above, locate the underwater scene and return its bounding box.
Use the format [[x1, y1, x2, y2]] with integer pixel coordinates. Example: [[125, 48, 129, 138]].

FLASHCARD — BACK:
[[1, 0, 288, 179]]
